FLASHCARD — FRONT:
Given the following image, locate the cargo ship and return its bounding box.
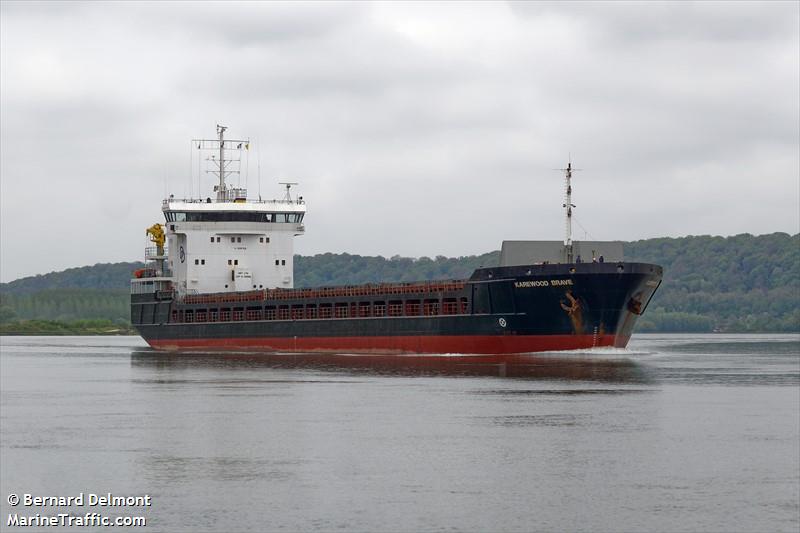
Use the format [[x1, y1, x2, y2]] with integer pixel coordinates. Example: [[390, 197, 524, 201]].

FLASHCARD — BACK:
[[131, 126, 662, 354]]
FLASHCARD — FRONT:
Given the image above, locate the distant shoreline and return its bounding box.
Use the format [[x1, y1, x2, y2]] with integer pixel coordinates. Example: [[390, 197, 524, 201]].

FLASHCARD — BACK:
[[1, 233, 798, 335], [0, 320, 136, 336]]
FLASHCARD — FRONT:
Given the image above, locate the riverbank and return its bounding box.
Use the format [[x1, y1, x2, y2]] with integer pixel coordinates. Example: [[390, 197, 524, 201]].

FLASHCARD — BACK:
[[0, 320, 136, 336]]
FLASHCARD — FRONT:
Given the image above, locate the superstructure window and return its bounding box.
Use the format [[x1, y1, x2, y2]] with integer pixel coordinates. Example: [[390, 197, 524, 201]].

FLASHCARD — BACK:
[[259, 237, 264, 243], [201, 259, 205, 265], [228, 260, 232, 265], [281, 260, 286, 266], [216, 237, 220, 242], [164, 212, 186, 222], [237, 237, 242, 243], [210, 237, 214, 242], [231, 237, 235, 243], [194, 259, 199, 265], [234, 260, 239, 265], [275, 260, 279, 266], [164, 211, 303, 223]]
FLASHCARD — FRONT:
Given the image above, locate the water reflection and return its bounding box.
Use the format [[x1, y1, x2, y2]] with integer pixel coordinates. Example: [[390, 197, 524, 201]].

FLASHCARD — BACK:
[[663, 340, 800, 355], [130, 349, 652, 383]]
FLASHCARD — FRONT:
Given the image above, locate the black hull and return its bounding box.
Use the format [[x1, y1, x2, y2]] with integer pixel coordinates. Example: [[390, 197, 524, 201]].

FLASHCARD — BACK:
[[132, 262, 662, 354]]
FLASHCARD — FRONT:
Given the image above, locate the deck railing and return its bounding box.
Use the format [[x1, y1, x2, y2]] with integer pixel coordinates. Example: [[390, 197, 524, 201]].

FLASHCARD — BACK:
[[144, 246, 168, 259], [181, 280, 467, 305]]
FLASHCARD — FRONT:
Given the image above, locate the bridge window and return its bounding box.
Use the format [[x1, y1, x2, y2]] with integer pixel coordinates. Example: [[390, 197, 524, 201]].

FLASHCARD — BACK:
[[165, 212, 299, 223]]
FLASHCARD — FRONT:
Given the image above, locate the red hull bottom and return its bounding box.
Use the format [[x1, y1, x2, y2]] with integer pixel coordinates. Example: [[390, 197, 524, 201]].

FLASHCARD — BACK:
[[147, 333, 630, 354]]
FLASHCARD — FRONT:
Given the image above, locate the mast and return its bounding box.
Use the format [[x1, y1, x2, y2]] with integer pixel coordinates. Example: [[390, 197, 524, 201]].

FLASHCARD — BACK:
[[561, 159, 578, 263], [193, 125, 248, 202], [218, 124, 227, 197]]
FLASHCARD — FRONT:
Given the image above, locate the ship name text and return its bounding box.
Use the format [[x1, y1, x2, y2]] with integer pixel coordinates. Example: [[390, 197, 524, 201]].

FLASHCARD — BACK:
[[515, 279, 573, 288]]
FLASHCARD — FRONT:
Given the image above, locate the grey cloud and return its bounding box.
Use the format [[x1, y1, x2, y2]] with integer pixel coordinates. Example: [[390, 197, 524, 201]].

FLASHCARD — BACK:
[[510, 1, 798, 44], [1, 1, 797, 281], [153, 2, 367, 47]]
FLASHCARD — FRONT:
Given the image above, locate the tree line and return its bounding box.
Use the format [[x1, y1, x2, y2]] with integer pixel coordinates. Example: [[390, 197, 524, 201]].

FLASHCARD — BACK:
[[1, 233, 797, 333]]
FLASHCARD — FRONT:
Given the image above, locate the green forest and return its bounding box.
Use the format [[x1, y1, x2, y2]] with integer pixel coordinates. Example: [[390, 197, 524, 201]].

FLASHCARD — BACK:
[[1, 233, 797, 334]]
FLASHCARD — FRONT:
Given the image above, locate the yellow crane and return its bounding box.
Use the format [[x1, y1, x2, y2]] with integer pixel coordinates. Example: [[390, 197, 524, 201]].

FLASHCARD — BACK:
[[146, 223, 166, 256]]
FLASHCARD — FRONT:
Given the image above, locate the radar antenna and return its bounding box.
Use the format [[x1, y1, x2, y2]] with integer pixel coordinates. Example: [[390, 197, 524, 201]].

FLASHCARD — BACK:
[[279, 182, 299, 202]]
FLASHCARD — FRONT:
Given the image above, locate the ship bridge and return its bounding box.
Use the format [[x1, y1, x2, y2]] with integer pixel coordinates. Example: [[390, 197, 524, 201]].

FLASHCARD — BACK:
[[132, 125, 307, 298], [162, 195, 306, 224]]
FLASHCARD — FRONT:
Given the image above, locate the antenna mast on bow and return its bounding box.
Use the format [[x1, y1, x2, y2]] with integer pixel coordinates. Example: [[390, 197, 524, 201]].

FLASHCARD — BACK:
[[560, 158, 580, 263]]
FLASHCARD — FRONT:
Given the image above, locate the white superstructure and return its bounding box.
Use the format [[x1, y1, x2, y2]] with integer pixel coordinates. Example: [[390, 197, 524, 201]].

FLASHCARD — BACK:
[[132, 125, 305, 297]]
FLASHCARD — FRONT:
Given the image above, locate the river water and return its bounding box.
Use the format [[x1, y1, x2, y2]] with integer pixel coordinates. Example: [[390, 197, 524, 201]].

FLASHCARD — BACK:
[[1, 334, 798, 532]]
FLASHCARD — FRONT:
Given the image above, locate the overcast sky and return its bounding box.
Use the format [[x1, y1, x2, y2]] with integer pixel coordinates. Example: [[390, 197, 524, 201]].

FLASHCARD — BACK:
[[1, 1, 798, 282]]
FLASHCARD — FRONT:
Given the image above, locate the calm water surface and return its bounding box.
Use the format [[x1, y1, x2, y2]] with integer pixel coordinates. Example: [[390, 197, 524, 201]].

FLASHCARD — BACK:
[[1, 334, 798, 532]]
